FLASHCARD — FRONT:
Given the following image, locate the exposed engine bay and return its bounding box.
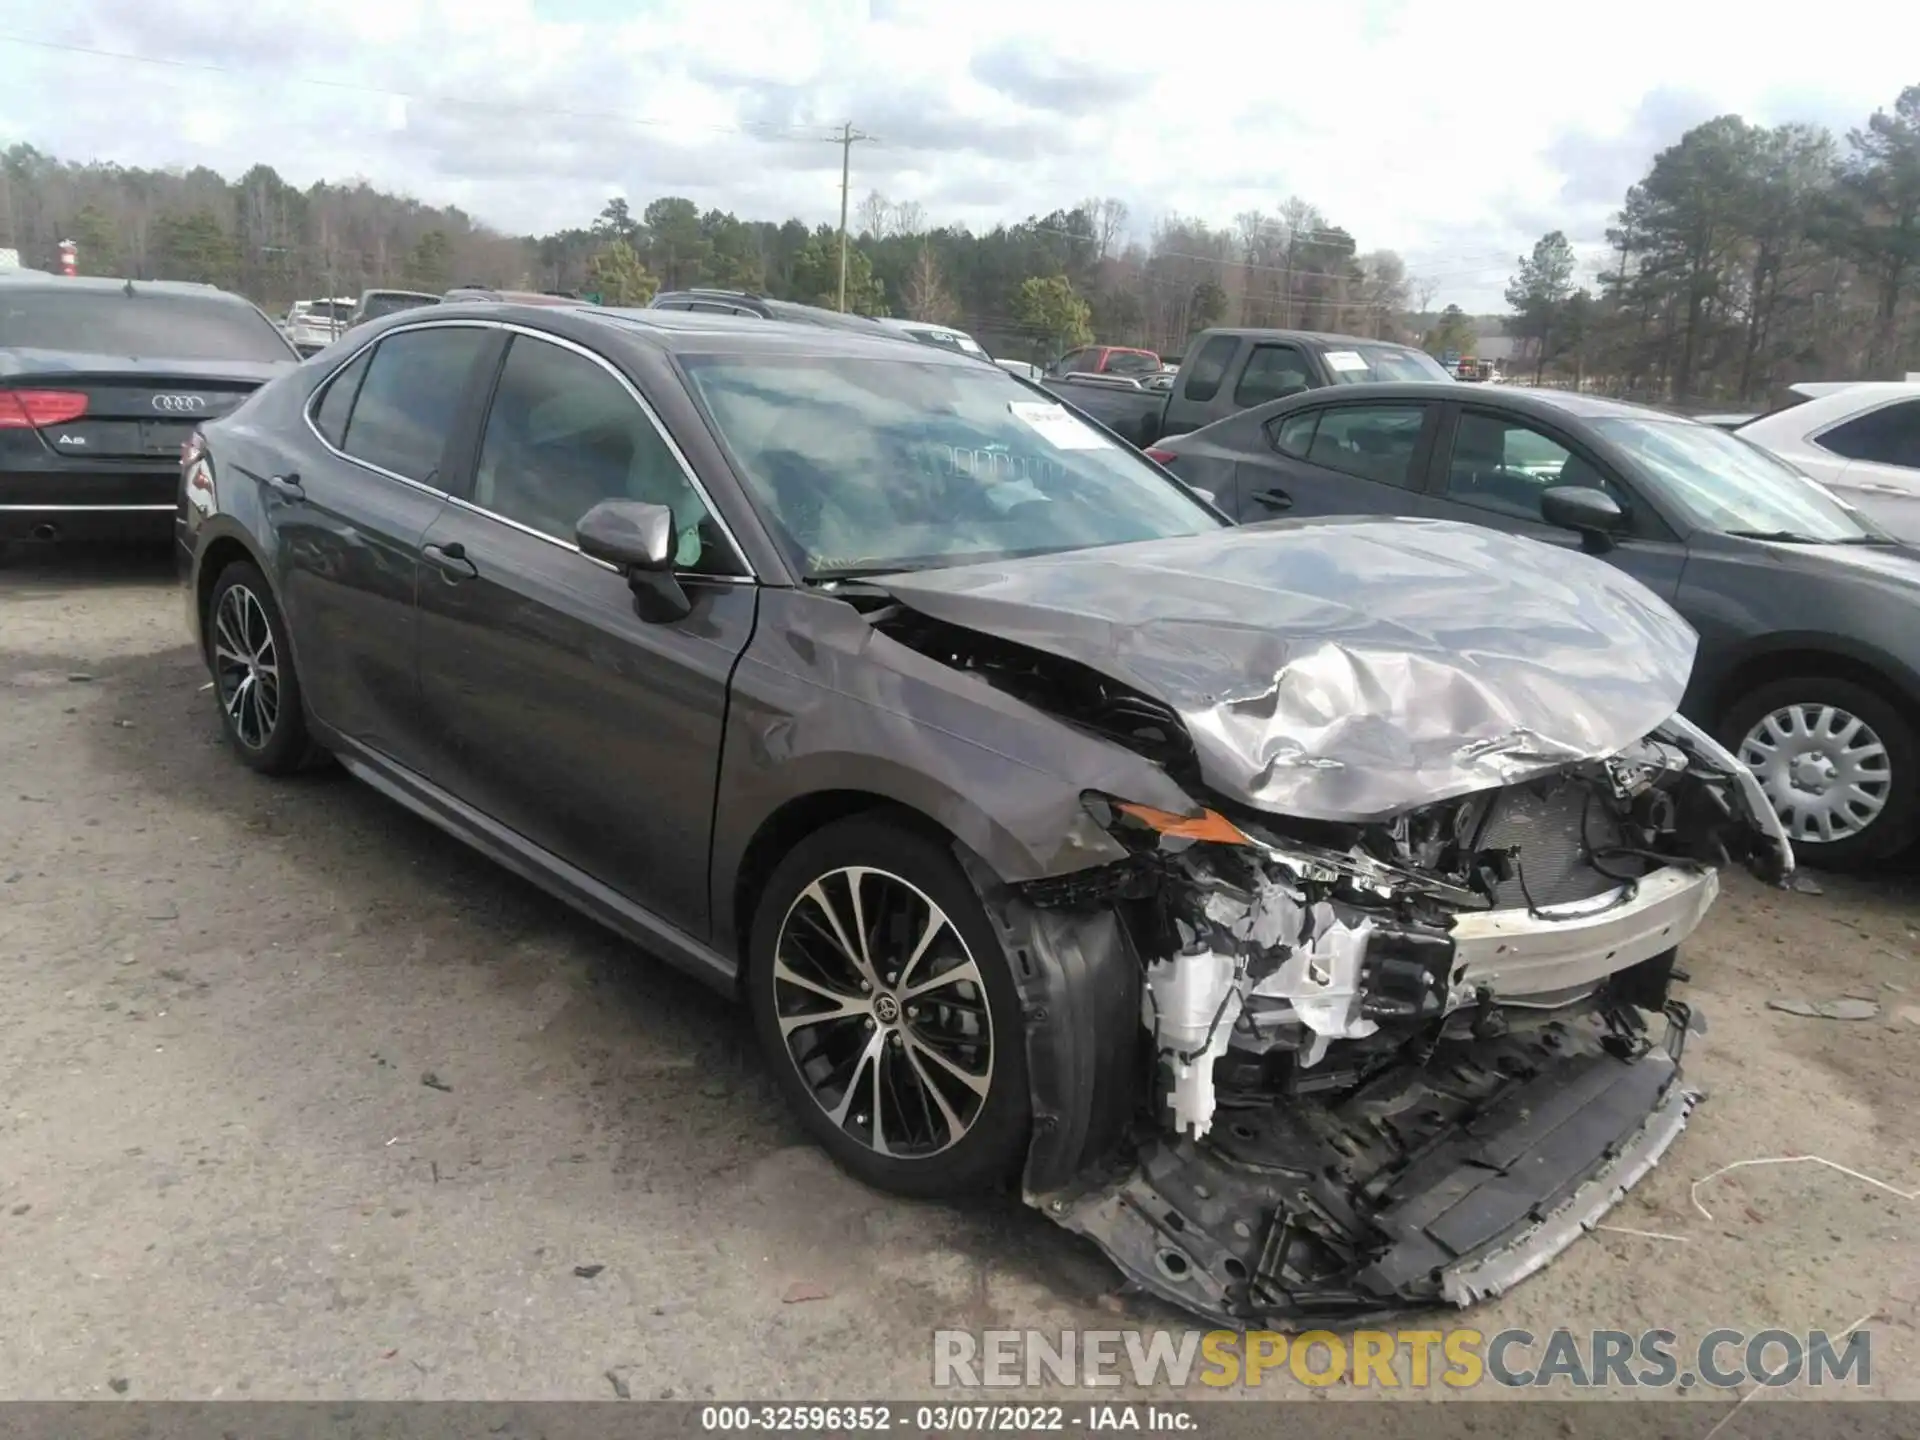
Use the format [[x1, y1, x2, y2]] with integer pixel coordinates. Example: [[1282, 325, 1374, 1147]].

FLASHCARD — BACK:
[[877, 598, 1792, 1324]]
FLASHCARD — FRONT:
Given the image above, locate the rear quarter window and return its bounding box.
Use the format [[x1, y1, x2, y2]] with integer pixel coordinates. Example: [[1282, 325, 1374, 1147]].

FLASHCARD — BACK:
[[1180, 335, 1241, 404]]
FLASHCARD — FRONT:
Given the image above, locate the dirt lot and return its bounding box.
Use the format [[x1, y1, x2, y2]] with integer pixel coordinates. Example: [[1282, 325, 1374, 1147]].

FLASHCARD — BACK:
[[3, 544, 1918, 1403]]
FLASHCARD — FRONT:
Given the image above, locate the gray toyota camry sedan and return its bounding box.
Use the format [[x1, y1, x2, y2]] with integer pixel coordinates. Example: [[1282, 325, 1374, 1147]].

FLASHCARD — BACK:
[[176, 301, 1790, 1327]]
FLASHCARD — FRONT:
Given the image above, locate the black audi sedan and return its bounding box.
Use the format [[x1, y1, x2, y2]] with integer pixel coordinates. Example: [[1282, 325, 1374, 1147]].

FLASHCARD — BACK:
[[177, 303, 1786, 1328], [1150, 384, 1920, 871], [1, 270, 297, 545]]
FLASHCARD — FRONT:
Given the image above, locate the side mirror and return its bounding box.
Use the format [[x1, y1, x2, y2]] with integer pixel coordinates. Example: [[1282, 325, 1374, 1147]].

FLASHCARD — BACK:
[[575, 499, 691, 622], [1540, 486, 1625, 553]]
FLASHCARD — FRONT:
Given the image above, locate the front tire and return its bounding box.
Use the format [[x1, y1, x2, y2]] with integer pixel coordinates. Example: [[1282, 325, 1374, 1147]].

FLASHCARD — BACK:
[[205, 561, 314, 775], [1720, 675, 1918, 869], [748, 816, 1030, 1198]]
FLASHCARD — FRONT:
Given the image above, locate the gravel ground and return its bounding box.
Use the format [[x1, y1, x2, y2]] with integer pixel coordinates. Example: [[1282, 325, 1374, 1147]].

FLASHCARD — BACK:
[[2, 543, 1918, 1403]]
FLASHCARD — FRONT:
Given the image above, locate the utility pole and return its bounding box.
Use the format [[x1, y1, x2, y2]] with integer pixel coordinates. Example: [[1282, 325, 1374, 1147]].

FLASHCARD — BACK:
[[826, 121, 874, 311]]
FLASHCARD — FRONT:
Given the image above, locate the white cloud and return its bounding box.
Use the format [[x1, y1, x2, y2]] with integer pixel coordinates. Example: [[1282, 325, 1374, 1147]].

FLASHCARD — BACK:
[[4, 0, 1918, 307]]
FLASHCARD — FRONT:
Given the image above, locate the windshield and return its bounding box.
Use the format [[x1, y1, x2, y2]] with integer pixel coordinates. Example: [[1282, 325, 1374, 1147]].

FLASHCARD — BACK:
[[1325, 344, 1455, 384], [1592, 417, 1885, 541], [681, 354, 1222, 577], [362, 293, 439, 321], [904, 328, 989, 359], [0, 289, 296, 362], [1102, 350, 1160, 376]]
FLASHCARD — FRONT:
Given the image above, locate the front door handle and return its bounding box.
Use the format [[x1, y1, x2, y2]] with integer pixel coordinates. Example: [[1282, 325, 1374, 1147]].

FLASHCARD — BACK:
[[265, 472, 305, 501], [423, 541, 478, 581], [1253, 487, 1293, 511]]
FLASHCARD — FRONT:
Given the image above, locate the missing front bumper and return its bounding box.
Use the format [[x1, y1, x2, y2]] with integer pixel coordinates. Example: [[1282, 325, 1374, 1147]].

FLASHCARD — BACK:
[[1033, 1011, 1701, 1328]]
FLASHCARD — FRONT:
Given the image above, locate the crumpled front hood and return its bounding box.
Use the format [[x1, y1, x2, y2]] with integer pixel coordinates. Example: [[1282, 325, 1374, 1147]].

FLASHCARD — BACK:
[[877, 517, 1699, 820]]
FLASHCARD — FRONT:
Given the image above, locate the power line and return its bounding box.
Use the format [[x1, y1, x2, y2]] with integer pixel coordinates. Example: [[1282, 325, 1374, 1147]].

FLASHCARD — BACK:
[[0, 30, 841, 141]]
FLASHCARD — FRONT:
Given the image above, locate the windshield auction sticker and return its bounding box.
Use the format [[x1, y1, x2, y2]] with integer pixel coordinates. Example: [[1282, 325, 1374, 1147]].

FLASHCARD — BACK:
[[1010, 400, 1111, 450]]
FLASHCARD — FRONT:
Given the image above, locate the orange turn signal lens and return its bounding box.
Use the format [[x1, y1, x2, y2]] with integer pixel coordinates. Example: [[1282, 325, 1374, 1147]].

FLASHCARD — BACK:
[[1114, 802, 1250, 845]]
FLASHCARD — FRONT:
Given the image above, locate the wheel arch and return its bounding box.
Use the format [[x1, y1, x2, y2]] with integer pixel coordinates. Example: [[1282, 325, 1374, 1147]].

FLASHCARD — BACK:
[[726, 788, 975, 998], [1701, 635, 1920, 730], [192, 526, 273, 655]]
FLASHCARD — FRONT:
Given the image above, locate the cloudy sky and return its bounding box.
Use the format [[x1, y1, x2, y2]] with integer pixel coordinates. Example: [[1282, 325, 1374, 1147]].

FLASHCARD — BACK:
[[5, 0, 1919, 308]]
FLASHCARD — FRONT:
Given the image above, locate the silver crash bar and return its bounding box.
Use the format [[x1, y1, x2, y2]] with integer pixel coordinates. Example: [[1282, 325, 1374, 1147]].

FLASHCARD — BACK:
[[1448, 865, 1719, 1005]]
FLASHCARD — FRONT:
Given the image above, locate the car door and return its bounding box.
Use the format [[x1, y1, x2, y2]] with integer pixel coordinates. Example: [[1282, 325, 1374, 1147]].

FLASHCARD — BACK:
[[410, 330, 758, 938], [279, 322, 500, 769], [1420, 404, 1687, 602], [1228, 399, 1439, 521]]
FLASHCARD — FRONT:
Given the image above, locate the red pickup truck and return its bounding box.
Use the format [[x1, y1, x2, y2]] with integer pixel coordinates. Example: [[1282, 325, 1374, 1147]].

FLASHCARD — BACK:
[[1045, 344, 1161, 379]]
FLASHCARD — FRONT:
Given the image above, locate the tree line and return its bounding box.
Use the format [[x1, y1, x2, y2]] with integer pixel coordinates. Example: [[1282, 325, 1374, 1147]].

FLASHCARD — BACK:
[[0, 141, 1416, 361], [1502, 84, 1920, 404], [7, 80, 1915, 391]]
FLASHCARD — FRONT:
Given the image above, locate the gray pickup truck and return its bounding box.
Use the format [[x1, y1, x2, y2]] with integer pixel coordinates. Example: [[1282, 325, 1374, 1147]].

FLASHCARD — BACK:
[[1042, 327, 1452, 447]]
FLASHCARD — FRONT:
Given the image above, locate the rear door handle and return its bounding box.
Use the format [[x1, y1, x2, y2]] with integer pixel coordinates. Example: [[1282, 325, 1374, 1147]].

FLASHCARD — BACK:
[[422, 541, 478, 581], [1253, 487, 1293, 511], [265, 472, 305, 501]]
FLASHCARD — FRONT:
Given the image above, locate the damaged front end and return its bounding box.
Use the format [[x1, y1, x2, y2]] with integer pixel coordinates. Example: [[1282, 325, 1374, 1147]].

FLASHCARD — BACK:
[[866, 523, 1791, 1323], [975, 719, 1788, 1327]]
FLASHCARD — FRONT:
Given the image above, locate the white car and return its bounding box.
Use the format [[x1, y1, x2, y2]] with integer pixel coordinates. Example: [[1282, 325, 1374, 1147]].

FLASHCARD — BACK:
[[1736, 382, 1920, 542], [874, 317, 992, 361], [283, 297, 356, 356]]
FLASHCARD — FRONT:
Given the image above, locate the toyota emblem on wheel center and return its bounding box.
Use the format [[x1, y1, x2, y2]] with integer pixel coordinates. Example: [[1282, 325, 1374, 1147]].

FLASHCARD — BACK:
[[152, 394, 207, 412]]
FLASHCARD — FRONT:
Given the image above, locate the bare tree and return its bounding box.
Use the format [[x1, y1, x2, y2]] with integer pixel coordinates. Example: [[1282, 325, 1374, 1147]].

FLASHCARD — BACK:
[[902, 241, 957, 323], [892, 200, 927, 237], [855, 189, 892, 241]]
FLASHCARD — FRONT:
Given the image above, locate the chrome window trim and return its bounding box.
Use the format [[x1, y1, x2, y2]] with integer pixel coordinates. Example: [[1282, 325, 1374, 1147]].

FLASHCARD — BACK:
[[299, 317, 756, 580], [0, 503, 177, 512]]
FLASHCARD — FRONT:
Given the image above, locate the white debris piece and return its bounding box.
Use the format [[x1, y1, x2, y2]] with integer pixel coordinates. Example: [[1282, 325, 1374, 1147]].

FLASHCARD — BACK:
[[1249, 902, 1379, 1064], [1144, 947, 1244, 1140]]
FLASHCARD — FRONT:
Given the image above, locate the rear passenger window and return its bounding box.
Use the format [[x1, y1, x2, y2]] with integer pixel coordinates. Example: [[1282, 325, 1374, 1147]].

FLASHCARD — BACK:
[[1304, 405, 1427, 488], [1817, 400, 1920, 468], [340, 327, 491, 485], [312, 348, 371, 448], [1181, 335, 1240, 403]]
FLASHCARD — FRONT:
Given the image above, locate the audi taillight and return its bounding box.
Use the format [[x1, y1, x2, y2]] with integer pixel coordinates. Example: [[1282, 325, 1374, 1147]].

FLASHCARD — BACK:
[[0, 389, 89, 429]]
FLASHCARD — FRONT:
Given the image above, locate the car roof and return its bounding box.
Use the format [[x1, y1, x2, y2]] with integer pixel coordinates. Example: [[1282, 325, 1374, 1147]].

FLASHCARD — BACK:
[[0, 271, 243, 301], [1231, 381, 1677, 421], [1193, 327, 1422, 348], [427, 301, 981, 365]]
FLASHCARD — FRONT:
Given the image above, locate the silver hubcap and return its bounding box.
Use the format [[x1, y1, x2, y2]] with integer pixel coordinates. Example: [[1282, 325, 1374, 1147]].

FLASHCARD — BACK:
[[772, 865, 993, 1159], [1739, 703, 1891, 844], [212, 584, 280, 751]]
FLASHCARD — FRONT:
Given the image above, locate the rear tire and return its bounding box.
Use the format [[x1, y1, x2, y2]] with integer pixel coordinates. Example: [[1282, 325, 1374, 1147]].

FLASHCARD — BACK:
[[748, 816, 1030, 1198], [205, 561, 316, 776], [1719, 675, 1918, 870]]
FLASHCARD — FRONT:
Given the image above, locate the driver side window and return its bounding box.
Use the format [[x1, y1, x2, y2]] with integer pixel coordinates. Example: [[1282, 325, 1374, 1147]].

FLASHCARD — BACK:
[[471, 336, 741, 575], [1441, 412, 1630, 523]]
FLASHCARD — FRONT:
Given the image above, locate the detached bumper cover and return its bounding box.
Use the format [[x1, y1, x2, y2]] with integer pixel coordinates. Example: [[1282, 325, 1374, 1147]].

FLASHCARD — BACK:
[[1036, 1016, 1701, 1327]]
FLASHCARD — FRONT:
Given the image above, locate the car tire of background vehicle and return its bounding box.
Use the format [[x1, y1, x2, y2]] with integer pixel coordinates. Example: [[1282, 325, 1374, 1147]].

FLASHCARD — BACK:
[[748, 814, 1031, 1199], [1719, 675, 1919, 870], [205, 561, 318, 776]]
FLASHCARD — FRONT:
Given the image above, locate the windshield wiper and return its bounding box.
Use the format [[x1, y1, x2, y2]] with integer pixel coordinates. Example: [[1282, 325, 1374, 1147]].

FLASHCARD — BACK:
[[1725, 529, 1893, 545], [804, 565, 915, 584]]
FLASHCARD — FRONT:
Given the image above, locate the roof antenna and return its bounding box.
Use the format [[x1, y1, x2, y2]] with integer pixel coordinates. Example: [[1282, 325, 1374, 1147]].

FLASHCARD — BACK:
[[123, 277, 136, 297]]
